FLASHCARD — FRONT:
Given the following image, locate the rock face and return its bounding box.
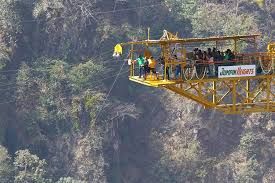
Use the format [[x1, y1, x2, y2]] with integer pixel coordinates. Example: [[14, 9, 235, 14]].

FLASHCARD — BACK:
[[154, 92, 245, 155], [263, 165, 275, 183], [73, 134, 107, 183], [116, 90, 275, 182]]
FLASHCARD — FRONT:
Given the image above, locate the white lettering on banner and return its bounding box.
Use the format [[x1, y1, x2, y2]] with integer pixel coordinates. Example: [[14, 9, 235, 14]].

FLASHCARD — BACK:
[[218, 65, 256, 78]]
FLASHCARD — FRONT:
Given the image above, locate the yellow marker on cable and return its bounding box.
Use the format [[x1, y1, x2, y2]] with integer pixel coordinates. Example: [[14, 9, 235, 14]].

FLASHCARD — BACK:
[[255, 0, 264, 8], [113, 44, 123, 57]]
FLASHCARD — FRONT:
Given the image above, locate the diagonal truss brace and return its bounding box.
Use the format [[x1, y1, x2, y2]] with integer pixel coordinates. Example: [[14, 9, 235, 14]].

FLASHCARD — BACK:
[[163, 75, 275, 114]]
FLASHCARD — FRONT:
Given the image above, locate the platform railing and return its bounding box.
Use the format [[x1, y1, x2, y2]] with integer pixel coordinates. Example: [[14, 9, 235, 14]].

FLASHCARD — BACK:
[[129, 52, 275, 81]]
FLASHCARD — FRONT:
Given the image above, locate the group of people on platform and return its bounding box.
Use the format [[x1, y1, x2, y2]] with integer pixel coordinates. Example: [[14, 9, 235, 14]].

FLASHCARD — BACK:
[[134, 55, 172, 80], [134, 47, 236, 80], [192, 48, 235, 62], [192, 47, 235, 76], [136, 55, 157, 79]]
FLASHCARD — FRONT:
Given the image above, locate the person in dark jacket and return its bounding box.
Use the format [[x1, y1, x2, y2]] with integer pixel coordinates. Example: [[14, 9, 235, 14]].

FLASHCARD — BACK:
[[158, 57, 170, 80]]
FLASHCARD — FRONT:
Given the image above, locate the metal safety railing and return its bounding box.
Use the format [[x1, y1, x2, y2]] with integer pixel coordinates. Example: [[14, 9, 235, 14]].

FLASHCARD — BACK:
[[129, 52, 275, 81]]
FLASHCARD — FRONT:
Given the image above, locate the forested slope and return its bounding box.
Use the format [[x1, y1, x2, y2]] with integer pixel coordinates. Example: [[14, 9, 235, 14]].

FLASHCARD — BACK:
[[0, 0, 274, 183]]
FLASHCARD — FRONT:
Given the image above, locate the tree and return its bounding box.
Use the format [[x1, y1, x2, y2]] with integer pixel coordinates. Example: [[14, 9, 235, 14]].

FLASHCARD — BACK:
[[68, 60, 103, 93], [0, 0, 23, 42], [235, 157, 263, 183], [192, 3, 258, 37], [72, 131, 107, 183], [0, 145, 14, 183], [14, 149, 50, 183], [56, 177, 86, 183], [165, 1, 259, 37], [239, 131, 268, 159], [32, 0, 103, 59], [152, 131, 208, 183]]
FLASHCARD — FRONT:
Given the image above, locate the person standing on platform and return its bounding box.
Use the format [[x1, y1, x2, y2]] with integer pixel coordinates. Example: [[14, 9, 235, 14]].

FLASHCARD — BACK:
[[136, 55, 145, 78]]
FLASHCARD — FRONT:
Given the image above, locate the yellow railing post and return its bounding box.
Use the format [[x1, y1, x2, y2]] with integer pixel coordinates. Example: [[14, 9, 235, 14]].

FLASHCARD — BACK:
[[213, 81, 217, 105], [272, 55, 275, 73], [234, 39, 237, 53], [147, 27, 150, 40], [162, 44, 169, 80], [130, 44, 134, 77], [246, 79, 250, 103], [266, 77, 271, 110], [182, 47, 186, 79], [254, 37, 257, 50], [232, 80, 237, 112]]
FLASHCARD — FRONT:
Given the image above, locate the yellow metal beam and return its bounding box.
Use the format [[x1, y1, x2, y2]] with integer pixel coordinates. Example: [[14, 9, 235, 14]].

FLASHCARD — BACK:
[[121, 34, 260, 46], [129, 74, 274, 114], [164, 85, 216, 108]]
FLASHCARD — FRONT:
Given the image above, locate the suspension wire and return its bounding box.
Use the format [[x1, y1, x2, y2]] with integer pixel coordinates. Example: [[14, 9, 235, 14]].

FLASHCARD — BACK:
[[138, 0, 142, 35], [58, 71, 129, 99], [0, 24, 165, 75], [62, 60, 129, 178], [0, 68, 129, 105], [0, 39, 261, 75], [93, 59, 127, 124], [0, 69, 118, 91], [0, 3, 163, 23], [0, 49, 129, 90], [0, 48, 114, 74], [96, 3, 163, 14], [0, 63, 129, 92], [0, 36, 128, 88]]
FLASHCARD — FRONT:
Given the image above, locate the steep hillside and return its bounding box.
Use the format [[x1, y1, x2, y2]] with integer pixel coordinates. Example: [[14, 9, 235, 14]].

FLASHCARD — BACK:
[[0, 0, 274, 183]]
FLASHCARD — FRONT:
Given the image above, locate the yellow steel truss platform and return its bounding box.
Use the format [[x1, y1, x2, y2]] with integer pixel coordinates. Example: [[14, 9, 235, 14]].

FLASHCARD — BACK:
[[117, 30, 275, 114], [130, 75, 275, 114]]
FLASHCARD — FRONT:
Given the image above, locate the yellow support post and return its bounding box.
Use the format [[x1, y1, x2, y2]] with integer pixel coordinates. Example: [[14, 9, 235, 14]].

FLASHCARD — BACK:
[[266, 78, 271, 110], [272, 55, 275, 73], [213, 81, 217, 105], [162, 44, 169, 80], [198, 82, 203, 98], [147, 27, 150, 40], [254, 37, 257, 51], [246, 79, 250, 103], [234, 39, 237, 53], [232, 80, 237, 112], [163, 45, 166, 80], [130, 44, 134, 77], [182, 47, 186, 73]]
